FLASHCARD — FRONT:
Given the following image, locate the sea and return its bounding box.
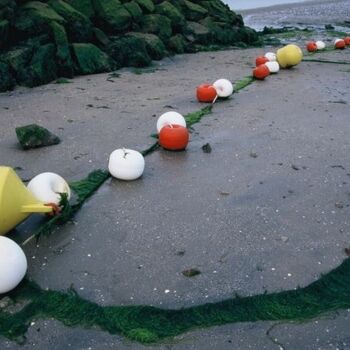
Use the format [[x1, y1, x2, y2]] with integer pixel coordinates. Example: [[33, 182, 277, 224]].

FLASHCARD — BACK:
[[223, 0, 313, 10]]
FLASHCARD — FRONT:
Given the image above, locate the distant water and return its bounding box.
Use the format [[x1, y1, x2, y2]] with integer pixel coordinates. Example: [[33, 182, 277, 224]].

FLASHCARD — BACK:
[[223, 0, 312, 10]]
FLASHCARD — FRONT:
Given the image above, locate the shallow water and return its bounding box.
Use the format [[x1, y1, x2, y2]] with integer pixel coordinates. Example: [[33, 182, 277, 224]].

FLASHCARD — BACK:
[[223, 0, 313, 10]]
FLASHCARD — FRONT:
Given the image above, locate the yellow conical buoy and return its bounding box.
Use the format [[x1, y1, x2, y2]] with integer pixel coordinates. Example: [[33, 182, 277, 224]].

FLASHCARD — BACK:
[[276, 44, 303, 68], [0, 166, 53, 236]]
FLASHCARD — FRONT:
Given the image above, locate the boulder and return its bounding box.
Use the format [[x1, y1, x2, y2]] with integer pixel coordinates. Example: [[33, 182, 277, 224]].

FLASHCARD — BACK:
[[0, 46, 34, 79], [185, 21, 210, 44], [71, 43, 115, 74], [14, 1, 65, 37], [129, 32, 167, 60], [50, 21, 74, 77], [107, 35, 151, 67], [0, 19, 9, 47], [124, 1, 143, 22], [168, 34, 185, 53], [134, 0, 154, 13], [65, 0, 95, 18], [181, 0, 208, 21], [17, 43, 57, 87], [48, 0, 93, 42], [15, 124, 61, 150], [140, 14, 172, 42], [0, 61, 15, 92], [155, 1, 185, 31], [93, 27, 111, 47], [93, 0, 132, 33]]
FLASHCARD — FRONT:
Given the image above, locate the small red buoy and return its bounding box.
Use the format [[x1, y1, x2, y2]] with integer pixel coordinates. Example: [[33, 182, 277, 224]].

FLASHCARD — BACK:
[[306, 41, 317, 52], [159, 124, 189, 151], [335, 39, 346, 49], [253, 64, 270, 80], [196, 84, 217, 103], [344, 37, 350, 45], [255, 56, 269, 67]]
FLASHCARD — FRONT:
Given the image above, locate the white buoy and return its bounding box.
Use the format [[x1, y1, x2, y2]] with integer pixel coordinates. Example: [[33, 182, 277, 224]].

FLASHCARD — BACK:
[[265, 52, 277, 61], [108, 148, 145, 181], [27, 173, 71, 205], [265, 61, 280, 73], [315, 40, 326, 50], [156, 112, 186, 133], [213, 79, 233, 98], [0, 236, 27, 294]]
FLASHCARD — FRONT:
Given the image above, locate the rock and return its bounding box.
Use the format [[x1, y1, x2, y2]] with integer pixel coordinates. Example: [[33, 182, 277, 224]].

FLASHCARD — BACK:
[[124, 1, 143, 22], [0, 61, 15, 92], [16, 124, 61, 150], [17, 43, 57, 87], [0, 19, 9, 47], [185, 21, 210, 44], [155, 1, 185, 30], [129, 32, 167, 60], [168, 34, 185, 53], [66, 0, 95, 18], [182, 268, 201, 277], [181, 0, 208, 21], [50, 21, 74, 77], [93, 0, 132, 33], [135, 0, 154, 13], [71, 43, 115, 74], [107, 35, 151, 67], [14, 1, 65, 37], [202, 143, 212, 153], [141, 14, 172, 42], [92, 27, 111, 47], [48, 0, 93, 42], [0, 46, 34, 79]]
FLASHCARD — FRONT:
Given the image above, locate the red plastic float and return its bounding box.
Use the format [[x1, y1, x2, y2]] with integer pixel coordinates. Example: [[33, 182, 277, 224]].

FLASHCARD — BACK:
[[253, 64, 270, 80], [306, 41, 317, 52], [196, 84, 217, 103], [255, 56, 269, 67], [344, 37, 350, 45], [335, 40, 346, 49], [159, 124, 189, 151]]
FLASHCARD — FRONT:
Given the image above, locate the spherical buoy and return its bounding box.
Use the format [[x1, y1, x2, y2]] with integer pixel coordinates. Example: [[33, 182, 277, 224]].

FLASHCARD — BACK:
[[159, 124, 189, 151], [256, 56, 269, 66], [265, 61, 280, 73], [253, 64, 270, 80], [213, 79, 233, 98], [306, 41, 317, 52], [157, 112, 186, 133], [276, 44, 303, 68], [196, 84, 217, 103]]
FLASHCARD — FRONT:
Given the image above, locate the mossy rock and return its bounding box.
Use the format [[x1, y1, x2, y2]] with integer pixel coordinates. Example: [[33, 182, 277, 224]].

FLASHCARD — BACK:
[[155, 1, 185, 31], [134, 0, 154, 13], [15, 124, 61, 150], [93, 0, 132, 33], [50, 21, 74, 77], [181, 0, 208, 21], [0, 61, 15, 92], [17, 43, 57, 87], [124, 1, 142, 22], [1, 46, 34, 79], [129, 32, 167, 60], [66, 0, 95, 18], [201, 0, 238, 24], [0, 19, 9, 47], [185, 21, 210, 44], [168, 34, 185, 53], [14, 1, 65, 37], [71, 42, 115, 74], [92, 27, 111, 47], [48, 0, 93, 42], [107, 35, 151, 67], [0, 0, 17, 20], [141, 14, 172, 42]]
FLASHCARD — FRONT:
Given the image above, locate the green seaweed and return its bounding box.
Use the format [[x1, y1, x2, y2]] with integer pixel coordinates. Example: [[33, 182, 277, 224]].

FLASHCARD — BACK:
[[234, 75, 254, 92], [302, 58, 350, 65], [185, 105, 212, 128], [1, 257, 350, 344]]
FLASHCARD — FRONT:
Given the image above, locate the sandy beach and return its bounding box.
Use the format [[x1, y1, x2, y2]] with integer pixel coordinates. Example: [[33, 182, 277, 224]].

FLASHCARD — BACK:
[[1, 1, 350, 349]]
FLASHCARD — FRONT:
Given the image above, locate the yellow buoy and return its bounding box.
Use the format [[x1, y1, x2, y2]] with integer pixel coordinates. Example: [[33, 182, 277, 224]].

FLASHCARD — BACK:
[[276, 44, 303, 68], [0, 166, 53, 236]]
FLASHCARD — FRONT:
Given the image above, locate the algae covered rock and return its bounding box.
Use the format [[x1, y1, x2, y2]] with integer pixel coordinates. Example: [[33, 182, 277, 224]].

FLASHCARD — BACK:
[[168, 34, 185, 53], [181, 0, 208, 21], [134, 0, 154, 13], [0, 19, 9, 47], [15, 124, 61, 150], [124, 1, 143, 22], [141, 14, 172, 42], [155, 1, 185, 31], [129, 32, 167, 60], [48, 0, 93, 42], [0, 61, 15, 92], [65, 0, 95, 18], [93, 0, 132, 33], [107, 35, 151, 67], [72, 43, 115, 74]]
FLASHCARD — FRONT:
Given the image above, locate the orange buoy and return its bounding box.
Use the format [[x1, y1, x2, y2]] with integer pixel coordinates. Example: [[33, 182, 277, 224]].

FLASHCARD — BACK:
[[255, 56, 269, 67], [344, 37, 350, 45], [159, 124, 189, 151], [306, 41, 317, 52], [253, 64, 270, 80], [335, 39, 346, 49], [196, 84, 217, 103]]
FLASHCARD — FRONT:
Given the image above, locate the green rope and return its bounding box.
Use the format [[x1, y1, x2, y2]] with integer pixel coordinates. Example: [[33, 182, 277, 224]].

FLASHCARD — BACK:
[[234, 76, 255, 92], [1, 257, 350, 344], [302, 58, 350, 65]]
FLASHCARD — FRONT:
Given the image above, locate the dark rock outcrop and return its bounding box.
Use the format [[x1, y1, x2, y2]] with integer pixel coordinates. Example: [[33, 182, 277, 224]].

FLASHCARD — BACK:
[[0, 0, 260, 91]]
